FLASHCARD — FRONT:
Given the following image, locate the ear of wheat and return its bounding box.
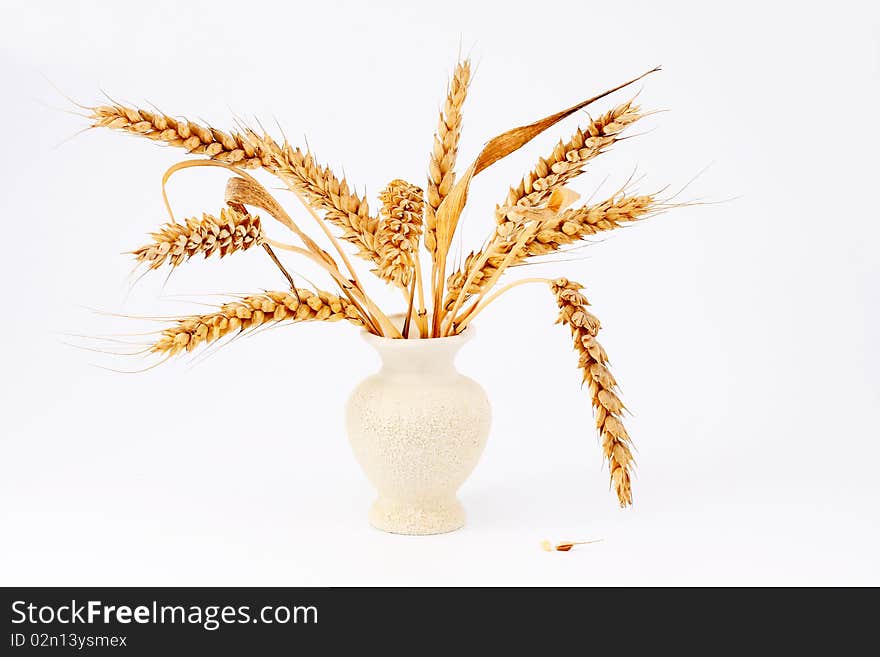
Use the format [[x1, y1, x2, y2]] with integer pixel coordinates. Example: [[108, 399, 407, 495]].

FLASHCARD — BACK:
[[551, 278, 634, 507], [426, 59, 471, 256], [132, 207, 262, 269], [152, 289, 363, 356], [88, 59, 690, 508], [374, 179, 424, 287], [254, 136, 382, 265], [89, 105, 270, 168]]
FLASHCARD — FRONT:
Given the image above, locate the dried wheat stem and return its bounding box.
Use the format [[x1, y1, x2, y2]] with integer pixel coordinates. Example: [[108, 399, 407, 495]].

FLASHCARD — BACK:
[[454, 277, 551, 332], [412, 252, 428, 338], [262, 238, 377, 333], [152, 289, 363, 356], [260, 242, 299, 296], [497, 100, 642, 223], [132, 207, 262, 269], [403, 276, 417, 338], [374, 179, 424, 287], [426, 59, 471, 257], [551, 278, 634, 507]]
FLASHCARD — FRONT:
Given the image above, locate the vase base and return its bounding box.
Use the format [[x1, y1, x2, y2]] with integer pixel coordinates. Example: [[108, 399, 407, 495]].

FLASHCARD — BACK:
[[368, 497, 465, 535]]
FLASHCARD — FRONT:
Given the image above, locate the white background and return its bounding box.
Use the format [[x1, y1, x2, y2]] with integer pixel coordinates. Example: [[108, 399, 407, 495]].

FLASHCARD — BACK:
[[1, 0, 878, 586]]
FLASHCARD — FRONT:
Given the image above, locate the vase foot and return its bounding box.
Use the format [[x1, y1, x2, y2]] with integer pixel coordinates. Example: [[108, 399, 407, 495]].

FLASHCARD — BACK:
[[368, 497, 465, 535]]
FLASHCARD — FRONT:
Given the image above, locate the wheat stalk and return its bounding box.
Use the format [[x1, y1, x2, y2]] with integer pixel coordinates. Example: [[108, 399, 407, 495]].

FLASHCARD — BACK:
[[152, 289, 363, 356], [132, 207, 262, 269], [444, 193, 657, 313], [425, 59, 471, 256], [89, 105, 270, 168], [497, 100, 642, 223], [551, 278, 633, 507], [374, 179, 424, 287]]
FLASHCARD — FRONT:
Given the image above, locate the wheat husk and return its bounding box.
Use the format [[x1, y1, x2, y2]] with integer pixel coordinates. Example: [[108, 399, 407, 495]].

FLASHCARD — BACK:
[[551, 278, 633, 507]]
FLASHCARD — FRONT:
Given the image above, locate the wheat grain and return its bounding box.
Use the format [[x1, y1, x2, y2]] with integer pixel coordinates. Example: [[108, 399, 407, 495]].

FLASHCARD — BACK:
[[426, 59, 471, 256], [89, 105, 270, 168], [152, 289, 363, 356], [374, 179, 424, 287], [132, 207, 262, 269], [551, 278, 633, 507], [497, 100, 642, 223]]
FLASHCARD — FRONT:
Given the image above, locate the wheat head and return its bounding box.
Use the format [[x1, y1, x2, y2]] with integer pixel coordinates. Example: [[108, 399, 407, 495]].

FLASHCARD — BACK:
[[528, 194, 656, 255], [551, 278, 633, 507], [254, 136, 381, 264], [425, 59, 471, 255], [152, 289, 363, 356], [374, 179, 424, 287], [132, 207, 262, 269], [89, 105, 270, 168]]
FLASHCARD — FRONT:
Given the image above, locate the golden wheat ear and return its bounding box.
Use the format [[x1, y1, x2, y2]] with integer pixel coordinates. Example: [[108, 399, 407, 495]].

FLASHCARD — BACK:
[[426, 59, 471, 257], [131, 207, 263, 270], [248, 135, 383, 267], [89, 104, 269, 168], [151, 289, 364, 358], [550, 278, 634, 507], [373, 179, 425, 288]]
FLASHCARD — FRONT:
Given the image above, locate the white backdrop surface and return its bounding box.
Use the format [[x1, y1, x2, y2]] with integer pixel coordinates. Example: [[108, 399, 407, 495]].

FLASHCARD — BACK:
[[0, 0, 877, 585]]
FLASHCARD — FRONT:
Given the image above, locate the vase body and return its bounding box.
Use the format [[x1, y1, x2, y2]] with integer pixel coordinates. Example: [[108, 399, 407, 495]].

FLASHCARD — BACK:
[[345, 326, 490, 535]]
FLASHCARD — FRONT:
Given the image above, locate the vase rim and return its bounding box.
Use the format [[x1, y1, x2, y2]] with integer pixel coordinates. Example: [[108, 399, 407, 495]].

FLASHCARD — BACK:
[[360, 313, 474, 345]]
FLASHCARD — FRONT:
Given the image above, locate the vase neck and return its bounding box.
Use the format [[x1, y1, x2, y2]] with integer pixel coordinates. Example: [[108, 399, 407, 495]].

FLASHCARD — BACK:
[[364, 332, 470, 378]]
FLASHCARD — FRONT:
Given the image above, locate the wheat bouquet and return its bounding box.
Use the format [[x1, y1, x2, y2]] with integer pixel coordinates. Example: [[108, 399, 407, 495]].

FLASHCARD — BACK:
[[87, 60, 684, 509]]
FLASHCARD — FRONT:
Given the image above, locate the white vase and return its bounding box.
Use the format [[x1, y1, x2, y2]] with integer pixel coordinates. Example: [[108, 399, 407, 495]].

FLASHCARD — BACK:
[[345, 323, 491, 535]]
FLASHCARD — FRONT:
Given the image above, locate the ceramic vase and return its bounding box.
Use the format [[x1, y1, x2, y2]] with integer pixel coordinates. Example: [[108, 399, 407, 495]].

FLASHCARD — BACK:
[[345, 325, 490, 535]]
